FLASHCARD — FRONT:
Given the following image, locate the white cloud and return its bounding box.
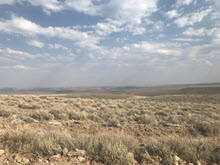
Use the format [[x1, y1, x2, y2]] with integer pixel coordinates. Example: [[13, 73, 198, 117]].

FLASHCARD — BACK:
[[0, 48, 38, 65], [211, 11, 220, 20], [13, 65, 31, 70], [101, 0, 158, 25], [0, 0, 159, 37], [2, 48, 34, 60], [176, 0, 194, 7], [133, 42, 181, 56], [48, 44, 68, 50], [0, 0, 63, 14], [165, 10, 181, 19], [0, 15, 41, 36], [183, 27, 220, 45], [65, 0, 158, 25], [116, 37, 128, 43], [211, 29, 220, 45], [0, 0, 16, 5], [26, 0, 63, 14], [152, 21, 164, 31], [85, 17, 147, 36], [92, 19, 124, 36], [174, 17, 188, 28], [0, 65, 35, 70], [174, 38, 202, 42], [0, 15, 100, 45], [183, 27, 207, 36], [64, 0, 98, 16], [174, 8, 212, 27], [127, 26, 146, 35], [27, 40, 44, 48], [0, 0, 158, 26], [183, 27, 216, 36], [110, 42, 182, 61], [105, 41, 218, 72], [144, 19, 164, 33], [0, 47, 77, 67], [68, 0, 158, 36]]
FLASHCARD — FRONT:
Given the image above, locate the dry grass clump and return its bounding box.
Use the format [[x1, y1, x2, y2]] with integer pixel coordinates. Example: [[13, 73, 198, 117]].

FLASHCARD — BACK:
[[76, 133, 139, 165], [0, 127, 75, 156], [135, 114, 158, 126], [18, 103, 40, 110], [0, 127, 139, 165], [145, 136, 220, 164], [0, 109, 11, 117], [29, 110, 54, 121], [99, 110, 121, 127], [48, 109, 88, 121], [8, 114, 35, 123], [67, 110, 88, 120], [191, 121, 220, 137], [155, 111, 169, 117], [48, 109, 66, 120]]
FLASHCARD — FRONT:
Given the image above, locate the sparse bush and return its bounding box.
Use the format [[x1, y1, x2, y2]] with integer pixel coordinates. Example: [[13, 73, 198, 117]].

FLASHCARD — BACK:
[[135, 114, 158, 126], [0, 127, 139, 165], [49, 109, 65, 119], [145, 138, 174, 164], [18, 103, 40, 110], [103, 113, 121, 127], [192, 121, 220, 137], [21, 116, 35, 123], [14, 115, 35, 123], [145, 136, 220, 164], [67, 110, 88, 120], [57, 113, 69, 120], [76, 133, 139, 165], [88, 113, 101, 122], [0, 109, 11, 117], [155, 111, 168, 117], [39, 96, 47, 99], [30, 111, 54, 121], [0, 128, 75, 156], [50, 109, 75, 120]]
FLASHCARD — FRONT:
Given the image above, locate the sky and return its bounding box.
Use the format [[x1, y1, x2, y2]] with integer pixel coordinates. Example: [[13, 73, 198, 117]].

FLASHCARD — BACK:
[[0, 0, 219, 88]]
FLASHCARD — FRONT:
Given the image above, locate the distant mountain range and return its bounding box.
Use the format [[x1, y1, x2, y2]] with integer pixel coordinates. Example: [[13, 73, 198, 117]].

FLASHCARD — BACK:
[[0, 88, 18, 94], [0, 82, 220, 94]]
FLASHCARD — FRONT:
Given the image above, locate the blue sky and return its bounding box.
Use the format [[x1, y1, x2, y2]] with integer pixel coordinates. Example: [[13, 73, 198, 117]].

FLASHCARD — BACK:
[[0, 0, 219, 88]]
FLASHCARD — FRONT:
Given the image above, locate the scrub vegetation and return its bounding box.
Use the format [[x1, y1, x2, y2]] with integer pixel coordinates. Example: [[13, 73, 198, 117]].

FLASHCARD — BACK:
[[0, 91, 219, 164]]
